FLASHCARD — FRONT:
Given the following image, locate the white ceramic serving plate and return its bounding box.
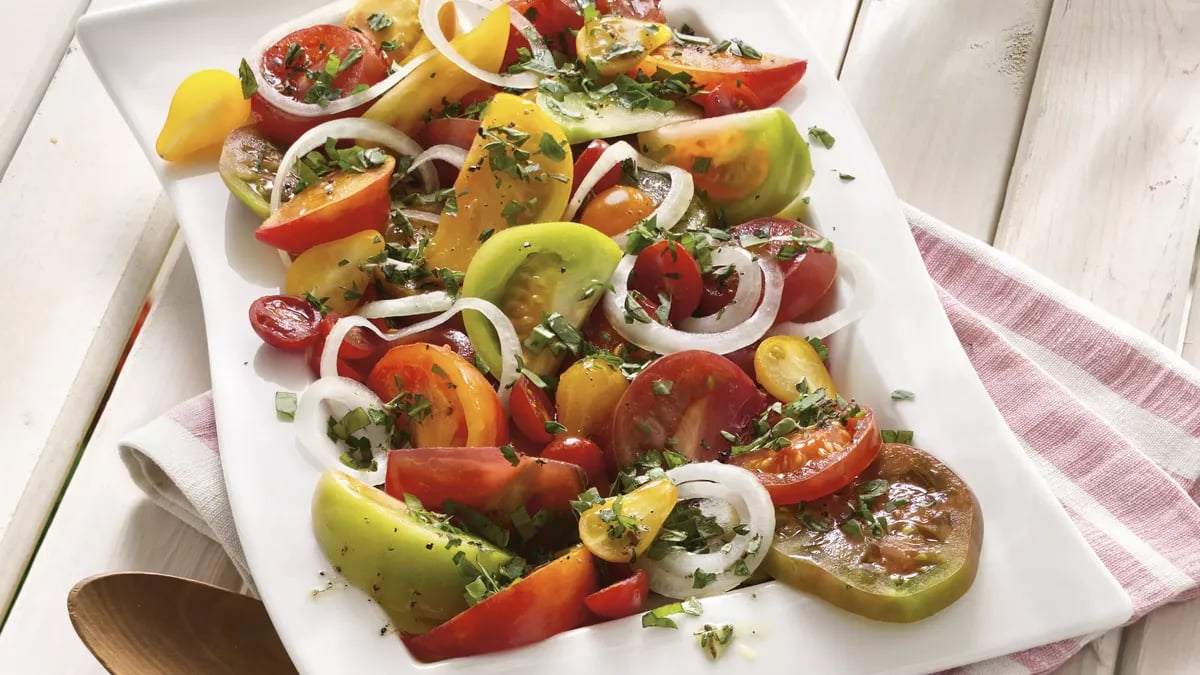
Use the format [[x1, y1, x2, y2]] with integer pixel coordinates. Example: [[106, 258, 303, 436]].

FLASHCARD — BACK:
[[78, 1, 1131, 672]]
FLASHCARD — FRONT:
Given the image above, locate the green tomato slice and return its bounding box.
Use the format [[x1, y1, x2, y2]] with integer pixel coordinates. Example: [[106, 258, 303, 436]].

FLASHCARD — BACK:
[[765, 443, 983, 622], [462, 222, 622, 377], [218, 125, 295, 219], [638, 108, 813, 224]]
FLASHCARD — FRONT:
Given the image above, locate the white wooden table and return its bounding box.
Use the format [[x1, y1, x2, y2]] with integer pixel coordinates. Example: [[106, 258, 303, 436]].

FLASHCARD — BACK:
[[2, 0, 1199, 673]]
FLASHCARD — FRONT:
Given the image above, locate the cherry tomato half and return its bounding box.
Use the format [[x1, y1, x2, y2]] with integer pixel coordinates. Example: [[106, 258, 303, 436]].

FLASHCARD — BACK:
[[511, 376, 556, 444], [641, 41, 807, 109], [731, 218, 838, 324], [629, 240, 703, 323], [731, 407, 881, 504], [252, 25, 389, 143], [248, 295, 321, 352], [694, 81, 764, 117], [542, 435, 610, 493], [584, 568, 650, 619], [503, 0, 586, 68], [572, 139, 621, 196], [579, 185, 656, 237]]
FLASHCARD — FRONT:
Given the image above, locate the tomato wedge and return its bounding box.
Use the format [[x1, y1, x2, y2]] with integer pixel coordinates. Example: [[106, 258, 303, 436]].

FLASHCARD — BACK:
[[385, 446, 585, 516], [731, 218, 838, 324], [639, 42, 807, 108], [572, 139, 621, 196], [629, 240, 703, 323], [610, 350, 766, 467], [510, 377, 556, 444], [248, 295, 320, 352], [584, 568, 650, 619], [541, 435, 610, 494], [366, 343, 507, 448], [403, 545, 598, 662], [731, 406, 882, 504]]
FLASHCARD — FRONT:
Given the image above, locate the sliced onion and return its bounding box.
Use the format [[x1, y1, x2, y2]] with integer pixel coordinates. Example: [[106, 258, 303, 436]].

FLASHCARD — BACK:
[[766, 249, 876, 340], [412, 144, 467, 172], [270, 118, 436, 215], [247, 0, 439, 119], [634, 463, 775, 599], [602, 253, 782, 355], [398, 209, 442, 228], [295, 376, 390, 485], [678, 246, 762, 334], [320, 294, 521, 405], [563, 141, 695, 243], [418, 0, 548, 90]]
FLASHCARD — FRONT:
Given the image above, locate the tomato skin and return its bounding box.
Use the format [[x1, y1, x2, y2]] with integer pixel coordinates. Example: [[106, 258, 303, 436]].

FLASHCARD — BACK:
[[393, 326, 476, 365], [731, 218, 838, 324], [253, 25, 389, 143], [732, 408, 882, 504], [404, 546, 598, 662], [611, 350, 767, 467], [541, 435, 610, 493], [694, 81, 764, 117], [584, 569, 650, 619], [248, 295, 321, 352], [417, 117, 482, 186], [511, 377, 556, 444], [503, 0, 586, 67], [304, 312, 387, 381], [641, 42, 807, 108], [695, 268, 738, 317], [629, 240, 703, 323], [572, 139, 621, 196], [385, 446, 585, 516], [579, 185, 656, 237]]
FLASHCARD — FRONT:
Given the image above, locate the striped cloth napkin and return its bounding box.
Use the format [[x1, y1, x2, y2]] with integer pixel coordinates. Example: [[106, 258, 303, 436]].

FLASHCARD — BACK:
[[118, 206, 1200, 675]]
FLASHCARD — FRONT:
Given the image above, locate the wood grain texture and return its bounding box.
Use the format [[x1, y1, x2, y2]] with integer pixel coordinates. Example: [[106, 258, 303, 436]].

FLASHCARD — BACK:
[[0, 42, 177, 618], [790, 0, 862, 72], [838, 0, 1052, 240], [994, 0, 1200, 345], [1120, 597, 1200, 674], [69, 573, 295, 675], [0, 252, 242, 674]]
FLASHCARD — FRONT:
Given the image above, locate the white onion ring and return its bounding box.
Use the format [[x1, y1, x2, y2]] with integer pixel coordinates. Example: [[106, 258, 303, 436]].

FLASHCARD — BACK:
[[295, 376, 390, 485], [766, 249, 875, 340], [678, 246, 762, 334], [418, 0, 548, 90], [634, 463, 775, 599], [270, 118, 436, 215], [411, 144, 467, 172], [320, 295, 521, 405], [602, 253, 782, 355], [247, 0, 438, 119], [398, 209, 442, 228], [563, 141, 695, 243]]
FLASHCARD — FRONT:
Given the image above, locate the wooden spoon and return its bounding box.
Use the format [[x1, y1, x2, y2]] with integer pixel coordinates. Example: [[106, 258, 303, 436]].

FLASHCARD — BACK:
[[68, 572, 297, 675]]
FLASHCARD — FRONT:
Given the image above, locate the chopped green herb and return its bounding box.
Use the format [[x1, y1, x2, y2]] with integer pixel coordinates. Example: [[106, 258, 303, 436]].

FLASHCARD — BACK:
[[274, 391, 297, 421], [691, 156, 712, 174], [651, 379, 674, 396], [881, 429, 915, 444], [808, 126, 836, 149], [838, 172, 856, 182], [806, 336, 829, 363], [499, 444, 520, 466], [304, 291, 332, 316], [237, 59, 258, 98], [545, 420, 567, 434], [890, 389, 916, 401], [366, 12, 394, 31], [570, 487, 605, 516], [539, 132, 567, 161], [692, 568, 718, 589], [695, 624, 734, 660]]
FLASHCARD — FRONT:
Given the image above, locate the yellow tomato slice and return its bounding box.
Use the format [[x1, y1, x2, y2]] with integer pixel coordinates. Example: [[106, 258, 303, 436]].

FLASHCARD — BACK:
[[754, 335, 837, 401], [576, 17, 672, 79], [578, 479, 678, 563], [156, 69, 250, 162], [424, 93, 573, 272], [284, 230, 385, 314], [556, 357, 629, 439]]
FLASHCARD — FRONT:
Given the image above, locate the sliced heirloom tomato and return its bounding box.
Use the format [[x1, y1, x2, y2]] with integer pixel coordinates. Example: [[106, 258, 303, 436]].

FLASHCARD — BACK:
[[541, 435, 610, 493], [503, 0, 586, 67], [462, 222, 622, 376], [732, 406, 881, 505], [556, 357, 629, 445], [639, 41, 807, 109], [628, 240, 703, 323], [366, 343, 507, 447], [579, 185, 656, 237], [730, 218, 838, 324], [766, 444, 983, 622], [248, 295, 321, 352], [156, 70, 250, 162], [584, 568, 651, 620], [403, 545, 599, 662], [284, 230, 386, 314], [385, 446, 585, 516], [255, 154, 395, 254], [576, 16, 672, 79], [424, 93, 575, 272], [611, 350, 766, 467], [252, 25, 390, 144], [638, 108, 812, 223], [577, 478, 677, 562], [511, 376, 556, 444], [571, 139, 621, 195]]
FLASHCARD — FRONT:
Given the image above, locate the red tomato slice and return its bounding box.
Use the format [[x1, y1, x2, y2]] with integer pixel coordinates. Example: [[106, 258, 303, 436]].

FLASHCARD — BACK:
[[386, 446, 585, 516], [503, 0, 585, 68], [248, 295, 320, 352], [404, 546, 598, 662], [392, 326, 477, 365], [640, 42, 807, 108], [511, 377, 556, 444], [611, 350, 767, 467], [731, 407, 882, 504], [583, 568, 650, 619], [417, 117, 482, 186], [693, 81, 764, 117], [730, 218, 838, 324], [629, 240, 703, 323], [541, 435, 610, 494], [367, 343, 507, 448], [253, 25, 390, 143], [304, 312, 383, 381], [255, 155, 395, 254], [572, 139, 621, 196]]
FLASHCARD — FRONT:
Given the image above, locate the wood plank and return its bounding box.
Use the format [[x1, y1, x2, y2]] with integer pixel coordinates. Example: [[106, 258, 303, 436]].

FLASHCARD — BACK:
[[0, 250, 242, 673], [994, 0, 1200, 345], [792, 0, 862, 73], [1051, 630, 1121, 675], [0, 41, 176, 617], [1120, 598, 1200, 674], [0, 0, 90, 176], [838, 0, 1052, 240]]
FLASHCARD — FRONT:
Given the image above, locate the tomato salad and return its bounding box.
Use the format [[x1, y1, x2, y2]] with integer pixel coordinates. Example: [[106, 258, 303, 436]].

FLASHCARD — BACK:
[[159, 0, 983, 662]]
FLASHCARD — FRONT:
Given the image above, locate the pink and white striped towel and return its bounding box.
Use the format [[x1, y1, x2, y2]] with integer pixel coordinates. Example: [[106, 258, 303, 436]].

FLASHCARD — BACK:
[[118, 206, 1200, 674]]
